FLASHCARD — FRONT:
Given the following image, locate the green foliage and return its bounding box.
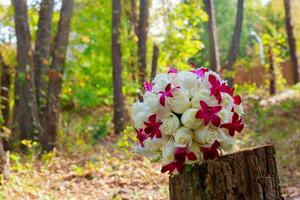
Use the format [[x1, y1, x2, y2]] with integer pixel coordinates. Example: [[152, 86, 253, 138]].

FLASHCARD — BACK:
[[234, 82, 259, 95], [20, 139, 40, 160], [292, 83, 300, 91], [115, 126, 137, 155], [154, 0, 208, 69], [92, 114, 110, 142], [262, 32, 288, 92], [58, 110, 112, 153], [64, 0, 113, 108]]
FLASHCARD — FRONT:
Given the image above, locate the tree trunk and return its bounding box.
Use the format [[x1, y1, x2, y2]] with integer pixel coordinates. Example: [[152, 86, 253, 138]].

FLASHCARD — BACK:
[[0, 53, 11, 128], [130, 0, 139, 37], [128, 0, 138, 82], [112, 0, 126, 135], [34, 0, 54, 118], [150, 44, 159, 80], [42, 0, 74, 151], [12, 0, 39, 144], [267, 46, 276, 95], [225, 0, 244, 87], [138, 0, 149, 86], [0, 137, 5, 179], [169, 145, 283, 200], [284, 0, 299, 84], [204, 0, 221, 72]]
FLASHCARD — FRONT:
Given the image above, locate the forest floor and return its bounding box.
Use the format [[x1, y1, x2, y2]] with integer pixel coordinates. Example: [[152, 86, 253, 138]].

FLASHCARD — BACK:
[[1, 88, 300, 200]]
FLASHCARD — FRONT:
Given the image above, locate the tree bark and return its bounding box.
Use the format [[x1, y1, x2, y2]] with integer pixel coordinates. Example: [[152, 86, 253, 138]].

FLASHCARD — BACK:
[[12, 0, 39, 144], [130, 0, 139, 37], [112, 0, 126, 135], [150, 44, 159, 80], [128, 0, 138, 82], [225, 0, 244, 87], [0, 53, 11, 127], [204, 0, 221, 72], [138, 0, 149, 86], [34, 0, 54, 118], [267, 46, 276, 95], [284, 0, 299, 84], [42, 0, 74, 151], [169, 145, 283, 200]]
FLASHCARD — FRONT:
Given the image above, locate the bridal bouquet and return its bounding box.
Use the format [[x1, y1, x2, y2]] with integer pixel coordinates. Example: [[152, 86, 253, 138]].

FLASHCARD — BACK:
[[131, 67, 244, 175]]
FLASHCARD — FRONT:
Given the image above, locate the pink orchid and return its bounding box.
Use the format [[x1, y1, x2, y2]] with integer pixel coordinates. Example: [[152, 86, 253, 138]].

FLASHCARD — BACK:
[[143, 81, 153, 92], [208, 74, 230, 104], [174, 147, 197, 162], [200, 140, 220, 161], [233, 95, 241, 105], [195, 100, 222, 127], [224, 86, 234, 96], [158, 83, 179, 106], [191, 67, 209, 78], [161, 147, 196, 174], [168, 66, 178, 74], [209, 75, 242, 105], [220, 113, 244, 136], [135, 128, 148, 147], [144, 114, 162, 138], [161, 160, 185, 174]]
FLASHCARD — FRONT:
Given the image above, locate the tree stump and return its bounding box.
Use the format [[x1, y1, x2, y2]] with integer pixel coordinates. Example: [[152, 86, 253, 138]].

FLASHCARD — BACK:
[[169, 145, 283, 200]]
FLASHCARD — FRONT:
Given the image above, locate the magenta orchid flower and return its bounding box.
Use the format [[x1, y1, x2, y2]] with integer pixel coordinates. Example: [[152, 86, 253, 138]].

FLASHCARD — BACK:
[[195, 100, 222, 127], [158, 83, 179, 106], [208, 74, 230, 104], [143, 81, 153, 92], [161, 147, 196, 174], [220, 113, 244, 136], [233, 95, 241, 105], [144, 114, 162, 139], [200, 140, 220, 161], [191, 67, 209, 78], [174, 147, 197, 162], [135, 128, 148, 147], [209, 75, 242, 106], [161, 160, 185, 174], [168, 66, 178, 74]]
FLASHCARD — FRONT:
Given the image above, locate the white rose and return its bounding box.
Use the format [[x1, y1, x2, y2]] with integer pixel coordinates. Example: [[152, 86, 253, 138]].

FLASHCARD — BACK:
[[177, 71, 200, 98], [131, 102, 150, 129], [152, 73, 170, 93], [143, 92, 171, 119], [191, 89, 217, 108], [162, 139, 175, 165], [220, 93, 234, 109], [131, 102, 148, 115], [181, 108, 203, 129], [132, 112, 149, 129], [186, 142, 202, 165], [174, 127, 193, 147], [144, 136, 168, 150], [134, 145, 160, 158], [218, 129, 236, 152], [234, 104, 244, 115], [161, 114, 180, 135], [168, 89, 191, 114], [194, 126, 218, 145], [134, 136, 168, 158], [218, 108, 233, 124]]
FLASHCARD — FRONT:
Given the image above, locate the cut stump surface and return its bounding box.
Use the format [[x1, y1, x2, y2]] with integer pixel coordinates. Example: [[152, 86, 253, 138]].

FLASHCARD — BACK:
[[169, 145, 283, 200]]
